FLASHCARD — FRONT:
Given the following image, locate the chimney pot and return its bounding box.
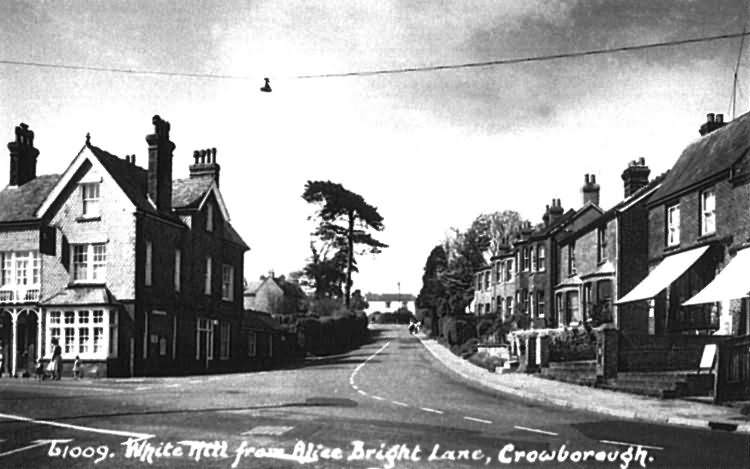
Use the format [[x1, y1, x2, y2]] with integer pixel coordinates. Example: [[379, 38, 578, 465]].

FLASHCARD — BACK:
[[707, 113, 715, 123], [717, 114, 724, 124], [638, 157, 645, 165]]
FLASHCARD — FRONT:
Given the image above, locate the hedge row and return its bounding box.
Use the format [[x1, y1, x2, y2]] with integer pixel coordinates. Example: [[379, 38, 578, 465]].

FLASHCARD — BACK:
[[297, 311, 369, 356]]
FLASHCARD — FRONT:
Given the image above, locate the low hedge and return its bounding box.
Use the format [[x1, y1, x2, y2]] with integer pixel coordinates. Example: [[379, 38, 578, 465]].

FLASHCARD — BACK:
[[297, 310, 369, 356]]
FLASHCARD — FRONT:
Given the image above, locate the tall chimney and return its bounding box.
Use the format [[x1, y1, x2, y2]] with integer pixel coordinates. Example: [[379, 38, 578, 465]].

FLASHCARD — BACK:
[[7, 123, 39, 186], [621, 157, 651, 198], [189, 147, 221, 186], [699, 112, 727, 136], [548, 198, 564, 225], [145, 115, 175, 212], [581, 173, 600, 207], [542, 204, 550, 227]]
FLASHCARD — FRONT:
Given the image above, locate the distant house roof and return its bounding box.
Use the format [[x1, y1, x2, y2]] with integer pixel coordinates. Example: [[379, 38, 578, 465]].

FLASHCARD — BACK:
[[0, 174, 61, 224], [650, 111, 750, 204], [366, 293, 416, 302], [243, 277, 306, 298]]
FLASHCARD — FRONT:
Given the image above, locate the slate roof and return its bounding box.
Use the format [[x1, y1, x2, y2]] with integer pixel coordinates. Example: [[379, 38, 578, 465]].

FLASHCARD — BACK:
[[172, 177, 214, 210], [0, 174, 61, 223], [559, 171, 668, 245], [366, 293, 416, 302], [41, 286, 117, 306], [650, 111, 750, 204], [244, 280, 264, 295]]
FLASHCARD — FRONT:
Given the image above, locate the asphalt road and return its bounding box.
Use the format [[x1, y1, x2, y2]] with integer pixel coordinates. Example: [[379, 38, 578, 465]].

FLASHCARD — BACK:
[[0, 324, 747, 469]]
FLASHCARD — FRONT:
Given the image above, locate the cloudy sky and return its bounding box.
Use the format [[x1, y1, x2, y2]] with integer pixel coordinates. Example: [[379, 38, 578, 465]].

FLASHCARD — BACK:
[[1, 0, 749, 296]]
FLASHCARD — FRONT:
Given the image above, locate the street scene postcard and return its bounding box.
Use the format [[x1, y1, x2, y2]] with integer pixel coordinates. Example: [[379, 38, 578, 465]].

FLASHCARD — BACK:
[[2, 1, 750, 468]]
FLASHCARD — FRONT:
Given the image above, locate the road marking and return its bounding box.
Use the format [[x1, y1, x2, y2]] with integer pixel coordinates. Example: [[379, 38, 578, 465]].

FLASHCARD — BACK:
[[241, 426, 294, 436], [0, 439, 73, 458], [464, 416, 492, 424], [600, 440, 664, 451], [357, 390, 367, 396], [165, 384, 180, 388], [421, 407, 443, 414], [135, 386, 151, 391], [514, 425, 559, 436], [348, 342, 390, 399], [371, 395, 385, 401], [188, 380, 201, 384], [392, 401, 408, 407], [0, 412, 154, 440]]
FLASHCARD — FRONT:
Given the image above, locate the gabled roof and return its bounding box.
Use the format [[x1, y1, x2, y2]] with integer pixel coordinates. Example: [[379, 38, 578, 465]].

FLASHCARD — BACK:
[[560, 172, 667, 245], [0, 174, 61, 223], [172, 177, 213, 209], [650, 111, 750, 204]]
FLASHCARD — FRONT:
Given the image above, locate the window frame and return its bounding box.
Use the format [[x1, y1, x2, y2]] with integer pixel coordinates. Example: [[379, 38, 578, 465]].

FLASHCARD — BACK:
[[597, 227, 608, 263], [71, 243, 107, 283], [174, 249, 181, 292], [667, 203, 681, 247], [700, 189, 716, 236], [46, 308, 111, 360], [204, 257, 212, 295], [81, 182, 101, 218], [206, 203, 214, 232], [221, 264, 234, 301]]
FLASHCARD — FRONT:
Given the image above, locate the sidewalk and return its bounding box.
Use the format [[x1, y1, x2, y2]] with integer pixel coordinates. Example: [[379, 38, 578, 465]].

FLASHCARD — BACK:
[[418, 336, 750, 434]]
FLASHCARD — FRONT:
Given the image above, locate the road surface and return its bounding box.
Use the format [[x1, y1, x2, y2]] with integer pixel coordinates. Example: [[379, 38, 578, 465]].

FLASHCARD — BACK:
[[0, 324, 746, 468]]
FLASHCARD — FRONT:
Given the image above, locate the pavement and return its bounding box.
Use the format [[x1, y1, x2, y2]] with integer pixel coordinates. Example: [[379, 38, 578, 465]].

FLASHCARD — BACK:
[[417, 335, 750, 434]]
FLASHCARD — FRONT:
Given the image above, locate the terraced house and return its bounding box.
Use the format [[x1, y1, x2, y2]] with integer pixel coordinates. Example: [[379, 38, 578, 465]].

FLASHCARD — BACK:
[[0, 116, 249, 377]]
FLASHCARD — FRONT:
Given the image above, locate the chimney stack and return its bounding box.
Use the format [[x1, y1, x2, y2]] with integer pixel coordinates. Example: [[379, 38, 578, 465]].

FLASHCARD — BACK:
[[699, 112, 727, 136], [7, 123, 39, 186], [145, 115, 175, 212], [189, 147, 221, 186], [621, 157, 651, 198], [542, 204, 550, 227], [581, 173, 600, 207], [548, 198, 564, 225]]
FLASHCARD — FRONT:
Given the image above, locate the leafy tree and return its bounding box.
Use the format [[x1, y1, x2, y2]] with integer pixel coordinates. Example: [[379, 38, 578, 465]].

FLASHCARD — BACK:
[[303, 241, 350, 299], [350, 289, 369, 311], [302, 181, 387, 307]]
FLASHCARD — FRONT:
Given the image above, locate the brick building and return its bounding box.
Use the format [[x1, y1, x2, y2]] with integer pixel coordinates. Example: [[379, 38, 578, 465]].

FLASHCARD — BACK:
[[243, 274, 307, 322], [472, 179, 602, 329], [618, 112, 750, 337], [0, 116, 250, 377], [557, 160, 665, 332]]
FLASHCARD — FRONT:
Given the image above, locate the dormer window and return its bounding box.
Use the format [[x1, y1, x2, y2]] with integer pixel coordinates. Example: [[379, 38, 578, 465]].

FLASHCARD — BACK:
[[81, 182, 101, 217], [206, 203, 214, 232]]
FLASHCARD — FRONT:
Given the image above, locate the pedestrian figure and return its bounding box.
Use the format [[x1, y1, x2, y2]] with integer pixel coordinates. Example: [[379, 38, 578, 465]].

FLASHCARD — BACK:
[[72, 356, 81, 379], [35, 359, 46, 381], [50, 338, 62, 380]]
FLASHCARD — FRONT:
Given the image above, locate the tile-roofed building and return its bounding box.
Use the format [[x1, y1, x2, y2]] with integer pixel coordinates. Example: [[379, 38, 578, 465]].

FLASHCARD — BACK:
[[618, 111, 750, 340], [0, 116, 255, 378], [364, 292, 416, 316]]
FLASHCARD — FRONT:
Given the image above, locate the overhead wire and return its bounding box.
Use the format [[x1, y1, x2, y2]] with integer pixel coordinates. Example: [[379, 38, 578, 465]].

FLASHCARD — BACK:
[[1, 31, 750, 82]]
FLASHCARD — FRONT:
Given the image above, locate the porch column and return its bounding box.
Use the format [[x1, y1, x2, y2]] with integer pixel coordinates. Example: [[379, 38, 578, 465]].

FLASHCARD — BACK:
[[34, 309, 42, 361], [9, 308, 19, 377]]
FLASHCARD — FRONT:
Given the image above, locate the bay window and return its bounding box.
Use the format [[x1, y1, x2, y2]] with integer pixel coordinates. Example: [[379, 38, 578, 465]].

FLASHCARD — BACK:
[[46, 308, 112, 359]]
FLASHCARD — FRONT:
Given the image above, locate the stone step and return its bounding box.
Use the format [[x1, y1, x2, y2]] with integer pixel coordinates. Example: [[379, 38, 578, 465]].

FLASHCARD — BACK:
[[597, 380, 683, 399], [547, 360, 597, 371], [613, 372, 690, 387]]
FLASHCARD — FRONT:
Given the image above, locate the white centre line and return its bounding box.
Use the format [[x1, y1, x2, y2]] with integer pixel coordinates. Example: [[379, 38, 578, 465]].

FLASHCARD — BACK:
[[421, 407, 443, 414], [0, 412, 154, 440], [371, 395, 385, 401], [514, 425, 559, 436], [464, 416, 492, 424], [392, 401, 409, 407], [600, 440, 664, 451], [0, 439, 72, 458]]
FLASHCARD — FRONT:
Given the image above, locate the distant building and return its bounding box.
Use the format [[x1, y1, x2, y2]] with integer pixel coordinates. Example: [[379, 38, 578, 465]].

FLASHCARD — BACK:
[[243, 274, 307, 321], [364, 293, 416, 316]]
